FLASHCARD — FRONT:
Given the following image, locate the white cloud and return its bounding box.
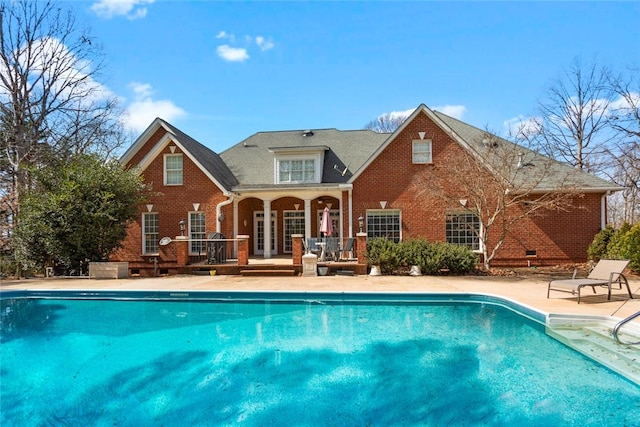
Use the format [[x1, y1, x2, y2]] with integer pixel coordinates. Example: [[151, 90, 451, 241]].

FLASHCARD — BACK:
[[215, 31, 274, 62], [382, 108, 414, 121], [90, 0, 154, 20], [255, 36, 275, 51], [124, 82, 186, 132], [0, 36, 115, 107], [216, 45, 249, 62], [433, 104, 466, 119], [503, 115, 542, 138]]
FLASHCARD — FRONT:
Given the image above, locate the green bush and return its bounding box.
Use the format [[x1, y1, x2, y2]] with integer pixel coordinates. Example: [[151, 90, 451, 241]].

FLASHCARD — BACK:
[[606, 222, 632, 260], [617, 223, 640, 274], [365, 238, 401, 274], [587, 222, 640, 274], [371, 238, 478, 275], [588, 225, 616, 261]]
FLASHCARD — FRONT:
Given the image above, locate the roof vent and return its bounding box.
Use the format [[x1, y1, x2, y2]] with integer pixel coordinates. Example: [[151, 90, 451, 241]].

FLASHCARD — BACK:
[[302, 130, 314, 137]]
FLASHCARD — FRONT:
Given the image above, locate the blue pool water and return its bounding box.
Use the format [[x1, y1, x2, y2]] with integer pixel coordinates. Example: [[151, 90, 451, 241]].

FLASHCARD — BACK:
[[1, 292, 639, 426]]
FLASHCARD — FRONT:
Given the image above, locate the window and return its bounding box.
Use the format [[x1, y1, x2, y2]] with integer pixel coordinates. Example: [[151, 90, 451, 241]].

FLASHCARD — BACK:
[[412, 140, 432, 164], [366, 210, 401, 243], [164, 154, 183, 185], [283, 211, 305, 253], [278, 159, 316, 183], [446, 212, 480, 251], [189, 212, 206, 255], [142, 213, 159, 254]]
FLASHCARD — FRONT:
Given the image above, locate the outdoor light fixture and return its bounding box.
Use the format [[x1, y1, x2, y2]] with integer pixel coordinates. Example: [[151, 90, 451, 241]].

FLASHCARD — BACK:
[[218, 212, 225, 222], [358, 215, 364, 233], [179, 218, 185, 236]]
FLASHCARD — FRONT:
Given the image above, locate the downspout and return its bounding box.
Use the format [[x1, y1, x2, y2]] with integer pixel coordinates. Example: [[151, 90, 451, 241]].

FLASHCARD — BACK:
[[600, 191, 611, 229], [216, 193, 234, 233]]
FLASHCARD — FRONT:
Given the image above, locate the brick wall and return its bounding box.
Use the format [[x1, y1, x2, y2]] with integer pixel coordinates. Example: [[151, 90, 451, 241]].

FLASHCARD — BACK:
[[352, 110, 604, 265], [112, 128, 228, 268]]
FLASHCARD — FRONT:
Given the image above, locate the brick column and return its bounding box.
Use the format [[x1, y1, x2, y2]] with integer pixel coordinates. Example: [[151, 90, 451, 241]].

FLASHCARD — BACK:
[[356, 232, 367, 265], [175, 236, 189, 268], [237, 235, 249, 266], [292, 234, 303, 265]]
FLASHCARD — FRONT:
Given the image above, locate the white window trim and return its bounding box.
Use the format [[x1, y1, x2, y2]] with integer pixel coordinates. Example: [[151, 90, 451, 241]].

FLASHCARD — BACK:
[[366, 209, 402, 242], [189, 211, 206, 255], [445, 211, 482, 252], [164, 153, 183, 186], [142, 212, 159, 255], [274, 153, 322, 184], [412, 139, 433, 164]]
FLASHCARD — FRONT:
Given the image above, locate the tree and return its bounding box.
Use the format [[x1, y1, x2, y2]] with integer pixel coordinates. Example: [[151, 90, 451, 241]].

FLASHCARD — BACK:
[[531, 57, 615, 174], [0, 0, 127, 248], [415, 132, 582, 270], [605, 66, 640, 225], [13, 154, 147, 275], [364, 112, 408, 133]]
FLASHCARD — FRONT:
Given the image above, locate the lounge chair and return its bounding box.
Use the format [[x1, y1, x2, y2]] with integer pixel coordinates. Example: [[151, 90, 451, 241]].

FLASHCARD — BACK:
[[547, 259, 632, 303]]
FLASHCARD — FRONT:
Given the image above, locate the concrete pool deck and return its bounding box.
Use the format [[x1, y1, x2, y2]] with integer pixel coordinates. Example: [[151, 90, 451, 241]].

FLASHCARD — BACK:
[[2, 273, 640, 322]]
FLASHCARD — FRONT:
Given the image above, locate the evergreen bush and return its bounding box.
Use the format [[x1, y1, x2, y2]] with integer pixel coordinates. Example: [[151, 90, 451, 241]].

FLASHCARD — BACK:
[[618, 223, 640, 274], [368, 238, 477, 275], [587, 225, 616, 261]]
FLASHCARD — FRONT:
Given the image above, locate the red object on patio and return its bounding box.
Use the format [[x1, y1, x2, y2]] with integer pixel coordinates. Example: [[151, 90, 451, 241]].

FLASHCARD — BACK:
[[320, 206, 333, 236]]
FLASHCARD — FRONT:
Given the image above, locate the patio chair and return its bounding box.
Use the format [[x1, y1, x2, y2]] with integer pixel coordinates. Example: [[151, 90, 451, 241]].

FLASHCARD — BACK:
[[547, 259, 632, 303], [338, 237, 356, 261], [306, 238, 321, 255], [324, 237, 340, 262]]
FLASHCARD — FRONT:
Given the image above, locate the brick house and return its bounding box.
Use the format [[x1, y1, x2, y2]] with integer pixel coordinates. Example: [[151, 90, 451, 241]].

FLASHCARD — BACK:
[[115, 104, 621, 275]]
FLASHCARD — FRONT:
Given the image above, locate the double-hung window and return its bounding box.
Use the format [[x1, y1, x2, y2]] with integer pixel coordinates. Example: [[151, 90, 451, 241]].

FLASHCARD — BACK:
[[142, 212, 159, 254], [189, 212, 206, 255], [446, 212, 480, 251], [279, 159, 316, 183], [366, 210, 401, 243], [412, 140, 432, 164], [164, 154, 183, 185]]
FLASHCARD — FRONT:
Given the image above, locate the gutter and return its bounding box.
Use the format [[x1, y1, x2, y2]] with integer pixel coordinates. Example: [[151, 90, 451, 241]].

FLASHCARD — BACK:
[[216, 192, 235, 233]]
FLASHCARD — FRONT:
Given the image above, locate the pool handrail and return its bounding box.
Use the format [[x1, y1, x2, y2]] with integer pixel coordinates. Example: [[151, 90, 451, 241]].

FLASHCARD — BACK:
[[613, 310, 640, 345]]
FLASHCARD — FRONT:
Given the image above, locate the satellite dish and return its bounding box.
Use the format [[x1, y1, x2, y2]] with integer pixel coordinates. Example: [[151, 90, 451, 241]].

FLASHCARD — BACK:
[[159, 236, 172, 246]]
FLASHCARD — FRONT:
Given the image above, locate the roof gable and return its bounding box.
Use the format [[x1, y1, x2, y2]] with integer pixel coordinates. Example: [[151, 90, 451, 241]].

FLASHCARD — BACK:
[[220, 128, 388, 188], [350, 104, 621, 192], [120, 118, 238, 193]]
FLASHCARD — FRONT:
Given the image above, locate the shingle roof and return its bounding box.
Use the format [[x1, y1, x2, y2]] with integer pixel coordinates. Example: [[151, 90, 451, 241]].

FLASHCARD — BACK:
[[432, 110, 621, 192], [161, 120, 239, 190], [219, 128, 389, 189], [126, 107, 620, 195]]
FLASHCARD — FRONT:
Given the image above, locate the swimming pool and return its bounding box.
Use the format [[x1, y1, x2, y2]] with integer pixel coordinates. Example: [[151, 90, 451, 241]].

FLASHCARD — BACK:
[[1, 291, 639, 426]]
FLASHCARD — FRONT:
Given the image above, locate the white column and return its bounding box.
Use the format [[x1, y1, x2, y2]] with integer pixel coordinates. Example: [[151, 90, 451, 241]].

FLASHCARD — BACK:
[[233, 199, 239, 258], [347, 188, 353, 237], [304, 199, 312, 238], [264, 199, 272, 259]]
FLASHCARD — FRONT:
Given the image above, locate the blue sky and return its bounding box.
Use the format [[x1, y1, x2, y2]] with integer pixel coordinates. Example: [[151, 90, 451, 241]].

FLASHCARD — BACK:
[[70, 0, 640, 153]]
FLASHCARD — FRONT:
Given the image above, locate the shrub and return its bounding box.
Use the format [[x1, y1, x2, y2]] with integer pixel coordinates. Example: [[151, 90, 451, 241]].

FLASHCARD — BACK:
[[588, 225, 616, 261], [375, 238, 478, 275], [606, 222, 632, 260], [617, 223, 640, 274], [365, 238, 400, 274]]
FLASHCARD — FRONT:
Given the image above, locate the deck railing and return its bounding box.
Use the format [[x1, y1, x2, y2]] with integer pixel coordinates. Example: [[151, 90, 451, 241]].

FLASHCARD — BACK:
[[186, 238, 239, 264]]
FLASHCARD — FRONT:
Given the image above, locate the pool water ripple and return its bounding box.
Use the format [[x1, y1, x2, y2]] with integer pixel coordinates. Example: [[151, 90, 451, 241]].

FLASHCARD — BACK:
[[1, 295, 639, 426]]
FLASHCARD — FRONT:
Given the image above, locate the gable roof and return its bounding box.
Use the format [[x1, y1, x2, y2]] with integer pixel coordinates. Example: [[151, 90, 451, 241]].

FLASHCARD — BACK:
[[122, 105, 621, 196], [120, 118, 238, 193], [431, 109, 622, 192], [351, 104, 621, 192], [219, 128, 389, 189]]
